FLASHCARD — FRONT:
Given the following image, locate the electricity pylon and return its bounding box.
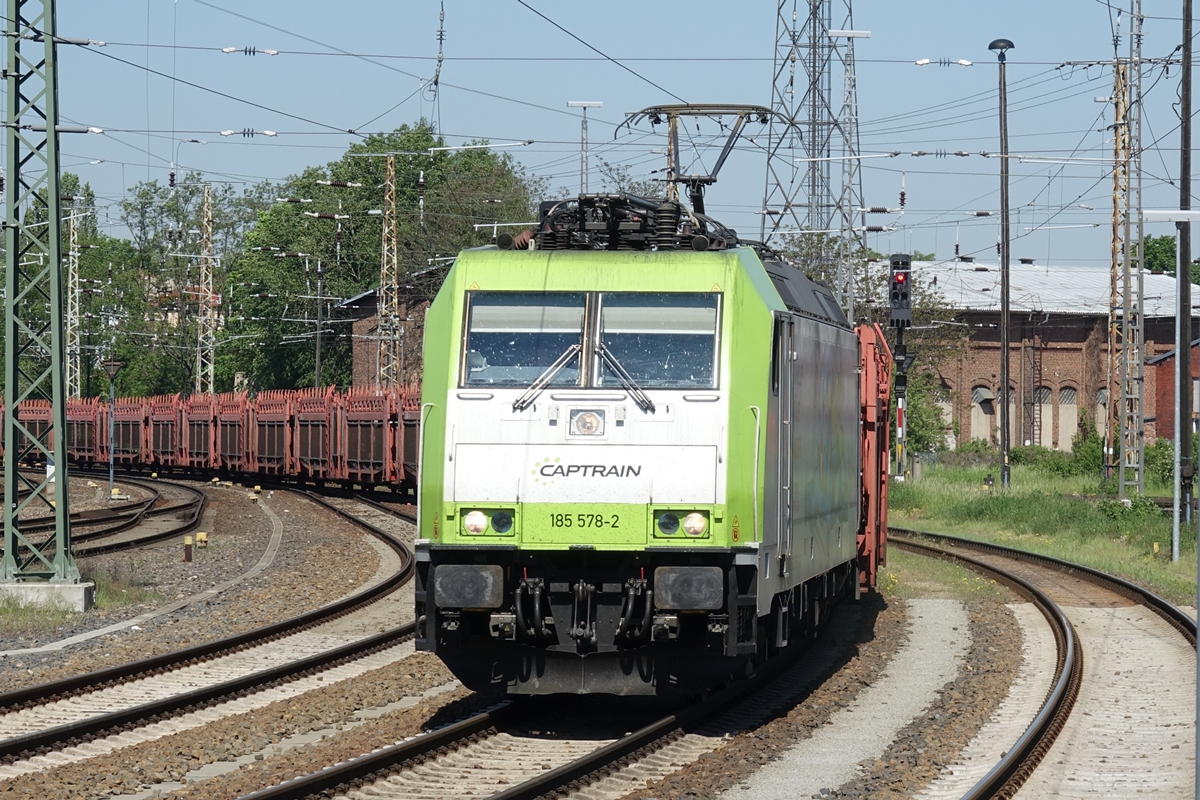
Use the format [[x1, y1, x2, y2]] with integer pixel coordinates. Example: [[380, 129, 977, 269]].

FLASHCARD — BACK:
[[2, 0, 76, 583]]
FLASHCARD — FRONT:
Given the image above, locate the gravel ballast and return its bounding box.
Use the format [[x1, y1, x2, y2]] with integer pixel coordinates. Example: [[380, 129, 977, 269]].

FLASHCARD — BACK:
[[719, 598, 971, 799], [0, 486, 383, 692], [0, 653, 458, 800], [613, 598, 1023, 800]]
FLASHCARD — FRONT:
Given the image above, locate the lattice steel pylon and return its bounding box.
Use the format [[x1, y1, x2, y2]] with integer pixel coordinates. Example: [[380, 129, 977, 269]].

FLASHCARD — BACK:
[[378, 154, 401, 387], [1102, 3, 1145, 499], [759, 0, 864, 317], [834, 28, 865, 320], [2, 0, 77, 582], [195, 183, 217, 395], [65, 205, 80, 397]]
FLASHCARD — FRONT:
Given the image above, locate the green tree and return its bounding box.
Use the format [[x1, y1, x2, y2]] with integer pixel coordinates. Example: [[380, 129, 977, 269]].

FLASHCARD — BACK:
[[596, 158, 660, 199], [117, 173, 273, 395], [1144, 234, 1176, 274], [224, 121, 541, 391], [901, 370, 951, 453], [1144, 233, 1200, 284]]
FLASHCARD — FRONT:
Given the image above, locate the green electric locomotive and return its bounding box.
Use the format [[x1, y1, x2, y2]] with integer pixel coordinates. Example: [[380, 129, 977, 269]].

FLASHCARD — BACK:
[[415, 194, 891, 695]]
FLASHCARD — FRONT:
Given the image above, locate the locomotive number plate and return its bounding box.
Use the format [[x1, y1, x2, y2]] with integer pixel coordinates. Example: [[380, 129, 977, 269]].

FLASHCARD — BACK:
[[548, 512, 620, 529]]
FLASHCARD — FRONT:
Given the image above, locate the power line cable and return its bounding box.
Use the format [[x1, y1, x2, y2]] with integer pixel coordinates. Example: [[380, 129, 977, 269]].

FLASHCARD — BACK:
[[514, 0, 686, 103], [194, 0, 581, 120], [80, 46, 359, 135]]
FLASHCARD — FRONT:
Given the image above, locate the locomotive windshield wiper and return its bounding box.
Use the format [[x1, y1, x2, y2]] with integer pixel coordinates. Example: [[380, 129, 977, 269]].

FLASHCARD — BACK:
[[512, 343, 582, 412], [596, 343, 656, 413]]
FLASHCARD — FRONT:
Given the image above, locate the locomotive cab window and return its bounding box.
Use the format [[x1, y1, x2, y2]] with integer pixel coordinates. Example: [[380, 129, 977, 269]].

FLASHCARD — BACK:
[[597, 293, 720, 389], [463, 292, 585, 386]]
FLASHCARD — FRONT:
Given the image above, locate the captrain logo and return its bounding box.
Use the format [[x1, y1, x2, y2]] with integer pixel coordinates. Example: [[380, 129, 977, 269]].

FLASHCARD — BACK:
[[531, 457, 642, 485], [539, 463, 642, 478]]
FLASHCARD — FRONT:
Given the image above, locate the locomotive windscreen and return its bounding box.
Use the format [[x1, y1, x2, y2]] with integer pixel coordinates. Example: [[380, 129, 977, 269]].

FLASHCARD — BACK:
[[597, 293, 719, 388], [463, 292, 584, 386]]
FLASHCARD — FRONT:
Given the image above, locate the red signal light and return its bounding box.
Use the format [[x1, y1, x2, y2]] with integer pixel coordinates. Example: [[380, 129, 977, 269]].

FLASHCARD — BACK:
[[895, 272, 907, 283]]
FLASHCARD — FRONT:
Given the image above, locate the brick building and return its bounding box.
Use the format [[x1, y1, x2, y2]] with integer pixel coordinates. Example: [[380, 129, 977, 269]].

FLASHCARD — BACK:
[[1148, 339, 1200, 442], [339, 289, 429, 388], [915, 258, 1196, 452]]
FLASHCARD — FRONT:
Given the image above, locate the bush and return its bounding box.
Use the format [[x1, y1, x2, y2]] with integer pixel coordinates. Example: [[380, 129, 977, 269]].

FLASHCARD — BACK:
[[939, 438, 998, 469], [1071, 428, 1104, 476], [1010, 445, 1075, 476], [1145, 438, 1174, 486]]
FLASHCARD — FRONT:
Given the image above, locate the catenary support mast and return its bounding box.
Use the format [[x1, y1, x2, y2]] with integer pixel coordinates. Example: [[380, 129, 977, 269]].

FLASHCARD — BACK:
[[2, 0, 77, 583], [65, 206, 80, 397], [378, 154, 401, 387], [195, 183, 217, 394]]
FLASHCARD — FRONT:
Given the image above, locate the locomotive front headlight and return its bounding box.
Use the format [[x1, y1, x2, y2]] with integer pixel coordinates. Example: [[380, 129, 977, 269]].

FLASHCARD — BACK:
[[656, 512, 680, 535], [490, 510, 513, 533], [682, 512, 708, 536], [569, 409, 605, 436], [463, 510, 488, 534]]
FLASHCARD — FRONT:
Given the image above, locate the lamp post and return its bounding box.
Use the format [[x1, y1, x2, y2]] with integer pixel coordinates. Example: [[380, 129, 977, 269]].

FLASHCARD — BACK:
[[990, 37, 1014, 489], [170, 139, 205, 190], [567, 101, 602, 194], [100, 359, 123, 499]]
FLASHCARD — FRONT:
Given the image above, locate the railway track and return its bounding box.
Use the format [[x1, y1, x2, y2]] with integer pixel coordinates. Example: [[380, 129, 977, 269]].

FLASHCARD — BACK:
[[0, 491, 416, 775], [237, 529, 1193, 800], [232, 600, 873, 800], [0, 474, 205, 558], [890, 528, 1196, 798]]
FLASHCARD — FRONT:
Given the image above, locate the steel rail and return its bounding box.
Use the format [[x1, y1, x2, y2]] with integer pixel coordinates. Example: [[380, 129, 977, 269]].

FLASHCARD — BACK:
[[890, 526, 1196, 645], [2, 476, 206, 560], [69, 477, 206, 556], [889, 533, 1081, 799], [351, 491, 417, 524], [236, 702, 520, 800], [235, 601, 839, 800], [0, 489, 412, 714], [0, 476, 182, 561], [0, 623, 416, 761]]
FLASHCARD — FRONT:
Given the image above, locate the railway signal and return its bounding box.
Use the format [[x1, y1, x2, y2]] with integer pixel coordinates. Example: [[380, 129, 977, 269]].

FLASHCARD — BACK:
[[889, 253, 912, 328]]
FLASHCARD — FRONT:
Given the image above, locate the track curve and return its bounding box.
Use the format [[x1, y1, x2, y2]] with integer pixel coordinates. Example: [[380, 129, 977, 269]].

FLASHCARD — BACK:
[[0, 489, 416, 764], [891, 527, 1196, 799]]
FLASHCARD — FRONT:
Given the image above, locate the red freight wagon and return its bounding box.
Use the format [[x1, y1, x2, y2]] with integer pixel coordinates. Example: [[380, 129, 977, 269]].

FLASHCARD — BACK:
[[149, 394, 182, 467], [344, 389, 396, 485], [251, 390, 293, 476], [217, 391, 251, 472], [66, 397, 103, 466], [293, 387, 342, 480], [15, 400, 52, 465], [111, 397, 150, 465], [400, 383, 421, 483], [183, 394, 219, 469]]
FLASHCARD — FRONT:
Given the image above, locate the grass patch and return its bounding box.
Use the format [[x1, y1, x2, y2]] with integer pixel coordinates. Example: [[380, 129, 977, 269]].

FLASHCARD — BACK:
[[88, 557, 161, 609], [0, 593, 75, 638], [0, 557, 160, 639], [890, 465, 1197, 605], [879, 547, 1010, 603]]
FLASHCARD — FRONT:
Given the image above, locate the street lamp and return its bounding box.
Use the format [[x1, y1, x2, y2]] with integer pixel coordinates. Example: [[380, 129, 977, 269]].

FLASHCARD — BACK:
[[100, 359, 123, 499], [990, 37, 1014, 489], [567, 101, 602, 194], [170, 138, 205, 190]]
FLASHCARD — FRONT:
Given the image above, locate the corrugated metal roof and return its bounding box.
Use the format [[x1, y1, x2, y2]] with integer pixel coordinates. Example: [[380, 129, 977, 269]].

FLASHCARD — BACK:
[[911, 260, 1198, 318]]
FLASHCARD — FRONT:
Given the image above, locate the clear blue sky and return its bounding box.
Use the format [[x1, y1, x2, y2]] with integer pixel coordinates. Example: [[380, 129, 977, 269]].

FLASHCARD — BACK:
[[51, 1, 1194, 266]]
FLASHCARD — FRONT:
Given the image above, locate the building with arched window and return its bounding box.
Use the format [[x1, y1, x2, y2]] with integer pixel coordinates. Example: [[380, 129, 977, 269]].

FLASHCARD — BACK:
[[905, 258, 1195, 452]]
